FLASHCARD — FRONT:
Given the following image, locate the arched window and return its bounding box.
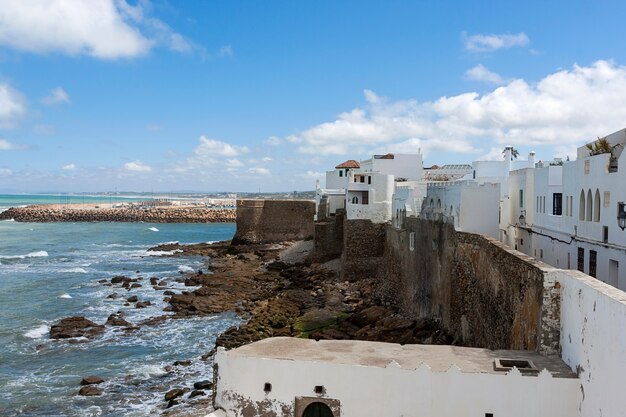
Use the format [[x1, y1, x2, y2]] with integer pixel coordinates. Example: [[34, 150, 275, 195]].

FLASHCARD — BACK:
[[450, 205, 454, 214], [302, 402, 334, 417], [351, 196, 358, 204], [437, 199, 441, 209], [594, 189, 601, 222], [579, 190, 585, 221], [430, 198, 434, 208], [586, 189, 593, 221]]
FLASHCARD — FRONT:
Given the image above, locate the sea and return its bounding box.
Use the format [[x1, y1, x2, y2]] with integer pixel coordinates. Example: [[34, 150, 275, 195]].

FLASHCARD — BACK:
[[0, 195, 238, 416]]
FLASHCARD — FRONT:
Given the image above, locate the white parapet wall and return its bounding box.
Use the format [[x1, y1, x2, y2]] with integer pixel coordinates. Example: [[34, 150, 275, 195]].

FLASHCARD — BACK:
[[212, 338, 580, 417], [557, 269, 626, 417]]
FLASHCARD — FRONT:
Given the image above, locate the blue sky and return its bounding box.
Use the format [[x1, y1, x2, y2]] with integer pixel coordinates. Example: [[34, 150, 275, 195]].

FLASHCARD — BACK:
[[2, 0, 626, 192]]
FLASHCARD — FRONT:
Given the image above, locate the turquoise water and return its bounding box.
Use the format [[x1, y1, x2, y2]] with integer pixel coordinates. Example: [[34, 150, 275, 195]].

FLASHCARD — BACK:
[[0, 196, 237, 416], [0, 194, 148, 213]]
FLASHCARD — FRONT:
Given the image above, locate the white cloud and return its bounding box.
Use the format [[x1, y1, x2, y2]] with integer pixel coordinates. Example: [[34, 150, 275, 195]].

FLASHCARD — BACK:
[[218, 45, 233, 57], [62, 163, 76, 170], [465, 64, 507, 85], [225, 158, 243, 167], [41, 87, 70, 105], [464, 32, 529, 52], [247, 167, 270, 176], [0, 139, 26, 150], [265, 136, 283, 146], [0, 168, 12, 176], [285, 60, 626, 158], [124, 160, 152, 172], [0, 0, 195, 59], [194, 136, 249, 158], [0, 83, 26, 127], [261, 156, 273, 162]]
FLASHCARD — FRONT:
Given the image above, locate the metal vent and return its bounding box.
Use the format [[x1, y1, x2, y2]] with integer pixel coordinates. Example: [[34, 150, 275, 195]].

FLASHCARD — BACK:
[[494, 358, 538, 373]]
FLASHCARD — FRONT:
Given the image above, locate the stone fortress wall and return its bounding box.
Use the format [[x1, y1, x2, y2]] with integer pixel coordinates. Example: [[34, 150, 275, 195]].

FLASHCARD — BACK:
[[232, 199, 315, 244]]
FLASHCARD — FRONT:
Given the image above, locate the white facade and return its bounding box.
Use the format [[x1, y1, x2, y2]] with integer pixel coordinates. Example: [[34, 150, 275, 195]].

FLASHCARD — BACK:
[[501, 128, 626, 291], [211, 338, 580, 417], [316, 153, 424, 224]]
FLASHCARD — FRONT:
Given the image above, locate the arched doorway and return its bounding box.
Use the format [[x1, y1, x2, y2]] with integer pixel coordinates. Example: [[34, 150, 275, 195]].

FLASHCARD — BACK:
[[303, 402, 334, 417]]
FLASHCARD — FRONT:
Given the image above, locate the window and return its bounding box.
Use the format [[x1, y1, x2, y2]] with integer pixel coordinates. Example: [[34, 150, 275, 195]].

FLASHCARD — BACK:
[[586, 189, 593, 221], [540, 249, 544, 259], [589, 250, 597, 277], [553, 193, 563, 215], [584, 159, 590, 174], [519, 189, 524, 208], [367, 176, 371, 185], [603, 226, 609, 243], [339, 170, 343, 177], [351, 196, 358, 204], [578, 248, 585, 272], [579, 190, 586, 221], [409, 232, 415, 251], [604, 191, 611, 208], [594, 189, 601, 222], [360, 176, 365, 183], [536, 196, 539, 213]]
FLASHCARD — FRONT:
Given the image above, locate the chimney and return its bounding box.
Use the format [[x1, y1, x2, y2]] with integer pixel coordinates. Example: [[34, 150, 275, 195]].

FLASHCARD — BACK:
[[528, 151, 536, 168], [504, 145, 513, 177]]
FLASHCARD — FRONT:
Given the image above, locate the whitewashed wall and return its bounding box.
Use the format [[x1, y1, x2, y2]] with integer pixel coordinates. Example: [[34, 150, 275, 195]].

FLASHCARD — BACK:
[[213, 348, 580, 417], [557, 270, 626, 417]]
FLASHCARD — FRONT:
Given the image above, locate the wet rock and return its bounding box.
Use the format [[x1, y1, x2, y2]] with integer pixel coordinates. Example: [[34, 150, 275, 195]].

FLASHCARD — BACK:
[[173, 360, 191, 367], [127, 295, 138, 302], [158, 280, 167, 286], [166, 399, 180, 408], [111, 276, 131, 284], [130, 283, 142, 289], [348, 306, 389, 327], [50, 316, 105, 339], [81, 376, 105, 385], [150, 277, 159, 285], [106, 312, 131, 327], [164, 388, 188, 401], [189, 390, 205, 398], [140, 315, 168, 326], [193, 380, 213, 390], [135, 301, 151, 308], [98, 279, 108, 284], [79, 386, 102, 396], [106, 293, 120, 299]]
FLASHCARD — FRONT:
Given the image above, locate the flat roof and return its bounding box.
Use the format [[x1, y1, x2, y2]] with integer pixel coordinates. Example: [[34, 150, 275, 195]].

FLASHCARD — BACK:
[[226, 337, 576, 378]]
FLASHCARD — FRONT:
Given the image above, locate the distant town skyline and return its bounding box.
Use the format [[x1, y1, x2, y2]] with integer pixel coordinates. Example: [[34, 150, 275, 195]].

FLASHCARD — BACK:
[[2, 0, 626, 192]]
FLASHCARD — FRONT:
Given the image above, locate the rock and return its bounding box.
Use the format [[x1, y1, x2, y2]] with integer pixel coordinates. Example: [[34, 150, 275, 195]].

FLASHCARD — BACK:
[[150, 277, 159, 285], [348, 306, 389, 327], [173, 360, 191, 367], [111, 276, 130, 284], [164, 388, 188, 401], [189, 390, 205, 398], [106, 312, 131, 327], [158, 280, 167, 286], [98, 279, 108, 284], [293, 309, 338, 333], [166, 399, 179, 408], [50, 316, 105, 339], [130, 283, 142, 289], [79, 386, 102, 396], [135, 301, 151, 308], [193, 380, 213, 390], [127, 295, 138, 302], [81, 376, 105, 385], [106, 293, 120, 299]]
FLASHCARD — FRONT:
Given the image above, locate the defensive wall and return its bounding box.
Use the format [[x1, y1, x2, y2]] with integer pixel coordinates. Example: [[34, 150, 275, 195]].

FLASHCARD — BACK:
[[232, 199, 315, 245]]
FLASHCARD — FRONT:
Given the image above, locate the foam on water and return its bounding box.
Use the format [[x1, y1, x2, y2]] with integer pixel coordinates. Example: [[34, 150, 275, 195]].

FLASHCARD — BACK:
[[148, 227, 159, 232], [58, 293, 72, 299], [60, 267, 88, 273], [2, 218, 15, 222], [24, 324, 50, 339], [0, 250, 49, 259], [177, 265, 195, 273]]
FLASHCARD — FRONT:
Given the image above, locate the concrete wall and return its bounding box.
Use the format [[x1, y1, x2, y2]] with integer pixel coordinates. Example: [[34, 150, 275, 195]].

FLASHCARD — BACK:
[[380, 217, 560, 353], [557, 270, 626, 417], [232, 200, 315, 245], [212, 346, 580, 417]]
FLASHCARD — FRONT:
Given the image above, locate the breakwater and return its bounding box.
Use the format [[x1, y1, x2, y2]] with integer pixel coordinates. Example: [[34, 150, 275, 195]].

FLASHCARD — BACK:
[[0, 206, 235, 223]]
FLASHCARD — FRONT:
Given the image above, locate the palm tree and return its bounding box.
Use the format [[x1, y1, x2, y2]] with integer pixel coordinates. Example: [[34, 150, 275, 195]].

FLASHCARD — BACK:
[[502, 147, 519, 160]]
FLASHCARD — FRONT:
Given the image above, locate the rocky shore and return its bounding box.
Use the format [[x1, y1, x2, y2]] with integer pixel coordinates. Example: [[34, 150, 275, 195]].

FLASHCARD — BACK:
[[0, 206, 235, 223], [47, 238, 454, 415]]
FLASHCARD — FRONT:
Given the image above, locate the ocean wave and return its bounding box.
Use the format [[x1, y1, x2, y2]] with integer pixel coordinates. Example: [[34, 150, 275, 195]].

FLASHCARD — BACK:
[[142, 250, 182, 256], [148, 227, 159, 232], [0, 250, 49, 260], [177, 265, 195, 273], [160, 241, 179, 245], [60, 267, 88, 273], [1, 218, 15, 222], [24, 324, 50, 339], [58, 293, 72, 299]]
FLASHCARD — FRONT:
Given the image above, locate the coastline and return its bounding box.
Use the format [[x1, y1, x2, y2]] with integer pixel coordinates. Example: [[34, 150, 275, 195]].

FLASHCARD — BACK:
[[0, 205, 235, 223]]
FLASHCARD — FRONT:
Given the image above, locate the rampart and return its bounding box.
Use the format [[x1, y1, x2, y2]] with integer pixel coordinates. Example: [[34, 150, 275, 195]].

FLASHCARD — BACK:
[[379, 217, 559, 354], [232, 199, 315, 245]]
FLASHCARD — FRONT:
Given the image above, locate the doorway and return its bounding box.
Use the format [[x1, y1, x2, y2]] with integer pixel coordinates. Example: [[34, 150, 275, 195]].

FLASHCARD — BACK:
[[609, 259, 619, 287], [303, 402, 334, 417]]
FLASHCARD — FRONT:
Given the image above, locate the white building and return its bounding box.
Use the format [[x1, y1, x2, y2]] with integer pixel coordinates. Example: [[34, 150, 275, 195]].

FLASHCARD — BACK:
[[316, 153, 424, 224], [502, 129, 626, 291]]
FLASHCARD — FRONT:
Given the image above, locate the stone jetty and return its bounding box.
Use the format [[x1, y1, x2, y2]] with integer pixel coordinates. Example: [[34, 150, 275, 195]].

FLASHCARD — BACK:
[[0, 206, 235, 223]]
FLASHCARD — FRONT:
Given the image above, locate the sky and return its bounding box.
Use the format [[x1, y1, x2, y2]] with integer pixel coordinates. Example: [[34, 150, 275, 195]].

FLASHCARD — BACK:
[[2, 0, 626, 193]]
